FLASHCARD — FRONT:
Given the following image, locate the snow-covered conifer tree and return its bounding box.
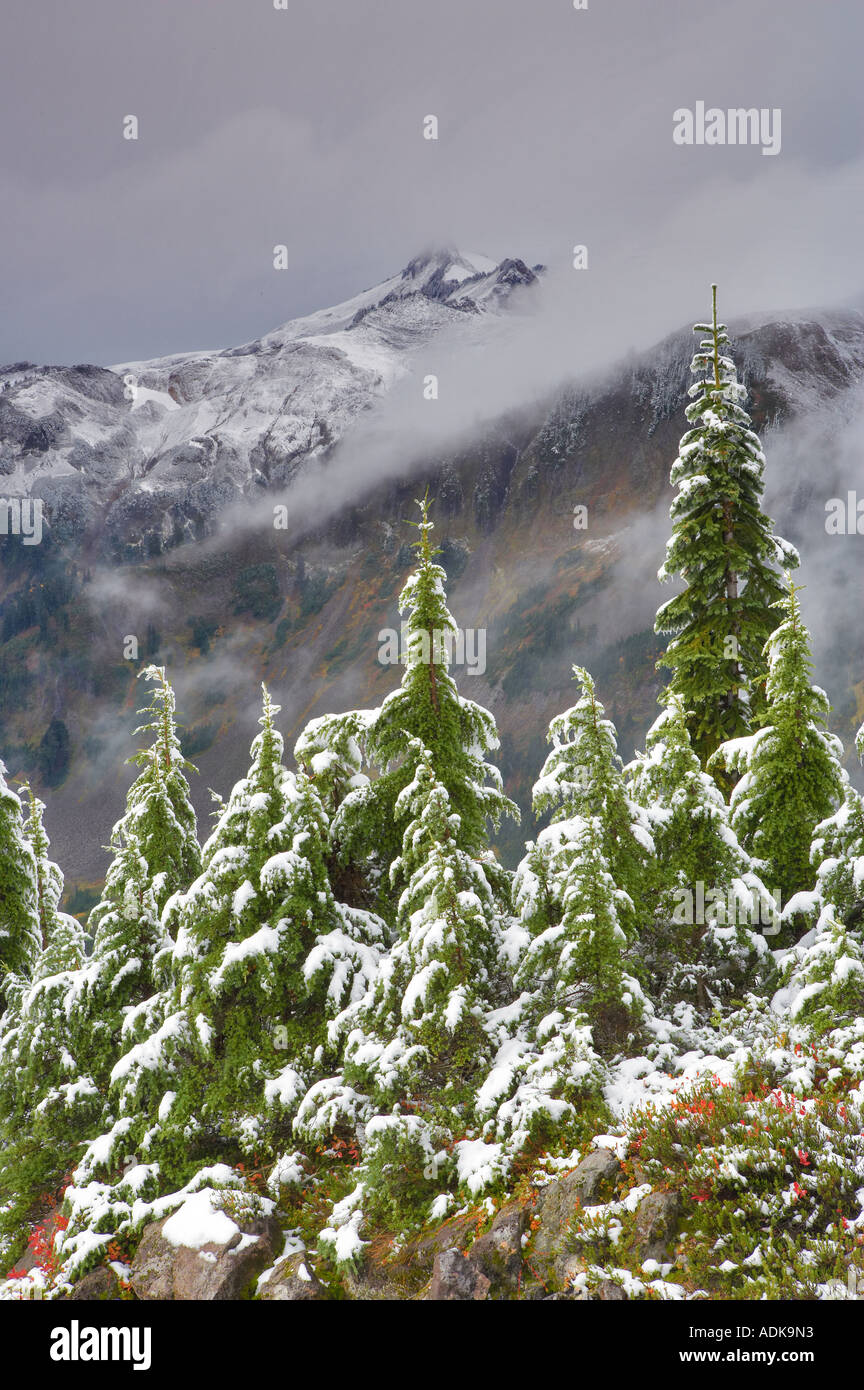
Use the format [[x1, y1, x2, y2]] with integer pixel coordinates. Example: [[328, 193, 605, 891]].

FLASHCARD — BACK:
[[710, 578, 845, 906], [340, 741, 508, 1112], [0, 763, 40, 1016], [531, 665, 653, 936], [0, 792, 94, 1255], [517, 813, 643, 1046], [626, 692, 773, 1008], [472, 821, 613, 1160], [470, 678, 652, 1161], [806, 787, 864, 931], [121, 664, 200, 912], [467, 666, 650, 1163], [71, 666, 200, 1085], [294, 708, 382, 909], [101, 686, 382, 1184], [295, 709, 371, 821], [297, 742, 515, 1241], [656, 286, 798, 765], [19, 787, 85, 980], [774, 909, 864, 1032], [319, 497, 518, 902]]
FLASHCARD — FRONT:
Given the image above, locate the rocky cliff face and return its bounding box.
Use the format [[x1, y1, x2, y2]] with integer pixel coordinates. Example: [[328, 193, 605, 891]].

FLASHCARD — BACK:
[[1, 256, 862, 892]]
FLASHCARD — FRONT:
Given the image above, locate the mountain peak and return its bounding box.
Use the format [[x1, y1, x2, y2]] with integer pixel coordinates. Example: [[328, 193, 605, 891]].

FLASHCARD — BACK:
[[399, 246, 539, 299], [401, 246, 496, 282]]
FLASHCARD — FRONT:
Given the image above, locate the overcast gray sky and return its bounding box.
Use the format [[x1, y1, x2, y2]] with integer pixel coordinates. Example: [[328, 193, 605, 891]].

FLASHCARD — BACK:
[[2, 0, 862, 365]]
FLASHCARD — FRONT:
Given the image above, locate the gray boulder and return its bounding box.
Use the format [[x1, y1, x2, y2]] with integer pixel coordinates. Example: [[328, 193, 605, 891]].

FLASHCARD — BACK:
[[596, 1278, 628, 1301], [632, 1191, 681, 1263], [429, 1249, 490, 1301], [65, 1266, 123, 1301], [530, 1148, 621, 1279], [130, 1211, 282, 1301], [258, 1251, 326, 1301], [468, 1201, 528, 1294]]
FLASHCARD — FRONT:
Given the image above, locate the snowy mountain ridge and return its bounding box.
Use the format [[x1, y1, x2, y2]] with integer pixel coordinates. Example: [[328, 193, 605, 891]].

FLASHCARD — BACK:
[[4, 254, 864, 566], [0, 248, 542, 558]]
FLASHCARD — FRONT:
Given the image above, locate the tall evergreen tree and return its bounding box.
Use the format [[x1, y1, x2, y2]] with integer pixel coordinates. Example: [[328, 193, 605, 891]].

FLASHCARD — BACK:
[[312, 497, 518, 902], [530, 665, 653, 938], [517, 813, 643, 1048], [95, 687, 382, 1186], [19, 787, 85, 977], [341, 742, 508, 1112], [122, 664, 201, 912], [298, 743, 515, 1240], [710, 578, 845, 906], [472, 669, 652, 1158], [0, 763, 40, 1016], [0, 792, 94, 1259], [656, 286, 798, 765], [626, 692, 773, 1008], [71, 666, 200, 1086]]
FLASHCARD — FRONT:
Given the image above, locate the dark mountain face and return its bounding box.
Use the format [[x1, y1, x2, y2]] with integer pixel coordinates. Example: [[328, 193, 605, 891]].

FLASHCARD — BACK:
[[1, 257, 862, 894]]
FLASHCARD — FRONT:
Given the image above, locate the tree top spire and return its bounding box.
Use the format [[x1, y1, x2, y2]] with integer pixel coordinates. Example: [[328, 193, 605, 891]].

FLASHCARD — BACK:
[[259, 682, 281, 730], [406, 490, 441, 563], [711, 284, 721, 387]]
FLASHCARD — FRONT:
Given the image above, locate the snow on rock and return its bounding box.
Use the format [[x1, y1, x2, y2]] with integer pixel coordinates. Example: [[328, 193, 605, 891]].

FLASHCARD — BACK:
[[161, 1189, 239, 1250]]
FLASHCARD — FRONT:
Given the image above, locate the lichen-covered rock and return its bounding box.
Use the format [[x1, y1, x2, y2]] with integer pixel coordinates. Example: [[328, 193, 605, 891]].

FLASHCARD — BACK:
[[596, 1278, 628, 1301], [632, 1191, 680, 1263], [530, 1148, 621, 1278], [468, 1201, 528, 1294], [65, 1266, 123, 1301], [128, 1220, 175, 1301], [130, 1212, 282, 1301], [429, 1249, 490, 1301], [258, 1252, 325, 1301]]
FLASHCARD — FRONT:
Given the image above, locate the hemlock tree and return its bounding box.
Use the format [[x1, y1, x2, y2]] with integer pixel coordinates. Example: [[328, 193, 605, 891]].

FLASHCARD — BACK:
[[793, 723, 864, 933], [625, 693, 773, 1009], [71, 666, 200, 1087], [0, 763, 40, 1016], [294, 709, 381, 910], [656, 286, 798, 766], [341, 742, 508, 1113], [100, 686, 383, 1185], [298, 743, 514, 1237], [511, 837, 559, 941], [530, 665, 654, 938], [710, 578, 845, 907], [321, 497, 518, 902], [775, 908, 864, 1033], [122, 664, 200, 912], [475, 979, 601, 1160], [22, 785, 63, 956], [295, 710, 371, 821], [474, 671, 653, 1155], [0, 792, 95, 1257], [804, 786, 864, 932], [475, 815, 630, 1162], [517, 812, 644, 1048]]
